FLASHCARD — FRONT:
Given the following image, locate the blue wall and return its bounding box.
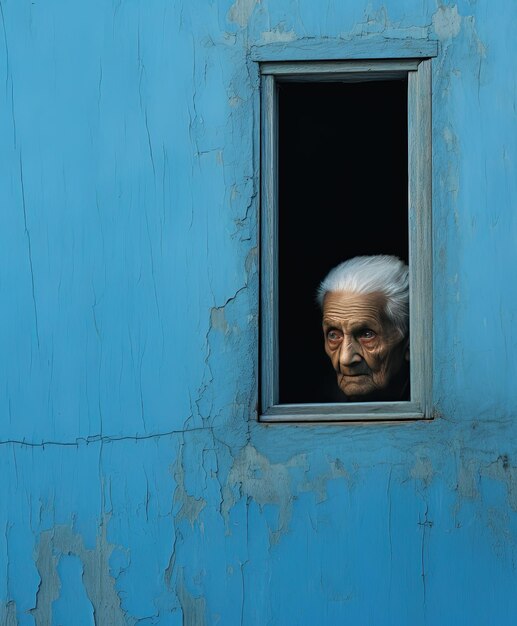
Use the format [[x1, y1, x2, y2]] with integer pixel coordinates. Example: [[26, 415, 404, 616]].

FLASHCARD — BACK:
[[1, 1, 517, 624]]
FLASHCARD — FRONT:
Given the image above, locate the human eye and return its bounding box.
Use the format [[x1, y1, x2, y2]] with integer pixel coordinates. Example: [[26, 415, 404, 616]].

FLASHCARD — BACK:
[[326, 329, 343, 343], [358, 328, 377, 341]]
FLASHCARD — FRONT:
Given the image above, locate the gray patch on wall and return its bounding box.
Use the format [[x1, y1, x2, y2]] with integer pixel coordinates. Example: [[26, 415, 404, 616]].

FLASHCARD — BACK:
[[30, 519, 129, 626], [227, 0, 258, 28], [0, 601, 17, 626], [484, 455, 517, 511], [177, 567, 206, 626], [222, 444, 349, 543], [222, 444, 306, 543], [432, 5, 462, 40], [174, 447, 207, 526], [411, 457, 434, 488]]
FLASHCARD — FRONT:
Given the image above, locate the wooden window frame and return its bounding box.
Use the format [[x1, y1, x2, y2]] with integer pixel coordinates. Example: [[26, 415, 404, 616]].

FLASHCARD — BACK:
[[259, 54, 434, 423]]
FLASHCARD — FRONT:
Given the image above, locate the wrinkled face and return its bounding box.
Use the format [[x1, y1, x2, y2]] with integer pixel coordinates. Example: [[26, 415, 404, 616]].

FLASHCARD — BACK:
[[322, 291, 408, 401]]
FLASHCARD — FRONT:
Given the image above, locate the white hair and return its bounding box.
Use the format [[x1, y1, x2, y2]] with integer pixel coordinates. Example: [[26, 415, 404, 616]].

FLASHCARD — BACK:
[[317, 255, 409, 336]]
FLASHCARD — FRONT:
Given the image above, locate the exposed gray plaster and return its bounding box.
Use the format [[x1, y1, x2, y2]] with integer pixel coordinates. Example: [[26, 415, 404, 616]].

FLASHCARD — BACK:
[[411, 457, 434, 488], [432, 5, 461, 40], [443, 126, 460, 154], [261, 26, 296, 44], [244, 246, 258, 277], [0, 601, 17, 626], [222, 448, 355, 542], [432, 4, 486, 88], [30, 530, 60, 626], [463, 14, 487, 60], [453, 453, 517, 512], [174, 447, 207, 527], [31, 519, 128, 626], [223, 444, 310, 543], [456, 459, 480, 500], [347, 5, 429, 40], [227, 0, 258, 28], [176, 567, 206, 626], [209, 308, 229, 335], [300, 458, 350, 504], [484, 456, 517, 511]]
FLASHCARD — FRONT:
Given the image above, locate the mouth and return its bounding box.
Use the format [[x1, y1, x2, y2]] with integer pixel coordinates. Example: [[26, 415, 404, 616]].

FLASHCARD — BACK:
[[338, 371, 369, 378]]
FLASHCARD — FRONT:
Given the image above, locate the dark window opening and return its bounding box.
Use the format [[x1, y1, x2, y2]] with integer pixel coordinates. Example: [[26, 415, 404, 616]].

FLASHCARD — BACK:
[[277, 79, 408, 404]]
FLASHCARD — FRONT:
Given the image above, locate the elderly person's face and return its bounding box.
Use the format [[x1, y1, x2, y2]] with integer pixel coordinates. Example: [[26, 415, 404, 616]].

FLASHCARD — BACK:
[[322, 291, 408, 400]]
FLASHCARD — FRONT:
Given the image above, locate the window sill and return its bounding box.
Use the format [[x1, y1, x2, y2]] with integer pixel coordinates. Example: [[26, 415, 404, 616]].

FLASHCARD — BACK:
[[260, 401, 429, 423]]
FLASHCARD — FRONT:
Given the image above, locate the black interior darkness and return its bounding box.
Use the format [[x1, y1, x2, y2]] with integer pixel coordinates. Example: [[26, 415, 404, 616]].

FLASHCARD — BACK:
[[277, 79, 408, 404]]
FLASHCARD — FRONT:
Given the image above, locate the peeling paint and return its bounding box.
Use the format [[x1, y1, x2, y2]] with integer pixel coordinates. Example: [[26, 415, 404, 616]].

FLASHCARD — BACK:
[[432, 5, 461, 40], [348, 5, 429, 40], [411, 457, 434, 488], [484, 456, 517, 512], [174, 447, 207, 527], [31, 520, 127, 626], [0, 601, 17, 626], [300, 457, 350, 503], [222, 444, 307, 542], [456, 460, 479, 500], [30, 531, 60, 626], [2, 0, 517, 623], [227, 0, 259, 28], [261, 27, 297, 44], [453, 453, 517, 511], [176, 568, 206, 626], [244, 246, 258, 276], [442, 126, 459, 153], [222, 445, 352, 542], [209, 307, 229, 335], [463, 14, 487, 60]]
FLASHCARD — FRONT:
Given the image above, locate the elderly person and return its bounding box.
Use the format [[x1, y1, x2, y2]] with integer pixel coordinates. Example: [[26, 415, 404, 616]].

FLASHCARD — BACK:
[[318, 255, 409, 402]]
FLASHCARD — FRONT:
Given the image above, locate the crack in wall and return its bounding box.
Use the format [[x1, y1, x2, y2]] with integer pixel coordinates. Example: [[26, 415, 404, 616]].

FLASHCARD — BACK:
[[222, 444, 350, 544], [0, 426, 215, 449], [19, 153, 40, 349], [176, 567, 206, 626], [484, 455, 517, 512], [1, 1, 513, 623]]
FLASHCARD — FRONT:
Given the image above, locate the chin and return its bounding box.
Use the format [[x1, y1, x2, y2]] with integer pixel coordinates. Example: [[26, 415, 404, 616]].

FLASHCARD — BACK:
[[339, 381, 376, 398]]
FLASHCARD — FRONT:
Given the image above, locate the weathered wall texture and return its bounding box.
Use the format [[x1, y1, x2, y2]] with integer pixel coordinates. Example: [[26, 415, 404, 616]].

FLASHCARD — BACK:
[[1, 1, 516, 624]]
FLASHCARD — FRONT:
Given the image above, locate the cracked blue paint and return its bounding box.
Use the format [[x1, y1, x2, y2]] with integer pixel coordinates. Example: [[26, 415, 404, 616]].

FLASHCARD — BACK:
[[1, 0, 517, 624]]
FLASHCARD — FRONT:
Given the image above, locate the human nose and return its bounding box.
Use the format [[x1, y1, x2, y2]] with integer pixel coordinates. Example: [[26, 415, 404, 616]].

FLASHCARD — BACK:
[[339, 337, 362, 368]]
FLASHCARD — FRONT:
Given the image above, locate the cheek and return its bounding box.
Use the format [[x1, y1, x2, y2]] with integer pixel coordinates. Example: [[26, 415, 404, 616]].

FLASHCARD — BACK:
[[362, 344, 393, 373], [325, 345, 339, 366], [367, 342, 405, 377], [362, 343, 384, 363], [324, 340, 337, 356]]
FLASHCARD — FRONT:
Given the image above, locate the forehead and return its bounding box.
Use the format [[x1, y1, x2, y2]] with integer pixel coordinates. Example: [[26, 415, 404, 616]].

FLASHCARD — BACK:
[[322, 291, 387, 324]]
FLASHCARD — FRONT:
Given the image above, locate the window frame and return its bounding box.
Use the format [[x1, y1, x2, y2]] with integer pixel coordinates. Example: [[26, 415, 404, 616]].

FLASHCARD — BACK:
[[259, 56, 433, 422]]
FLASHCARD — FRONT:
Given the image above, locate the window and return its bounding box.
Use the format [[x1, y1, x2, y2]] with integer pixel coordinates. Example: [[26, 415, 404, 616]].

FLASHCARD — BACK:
[[258, 50, 434, 422]]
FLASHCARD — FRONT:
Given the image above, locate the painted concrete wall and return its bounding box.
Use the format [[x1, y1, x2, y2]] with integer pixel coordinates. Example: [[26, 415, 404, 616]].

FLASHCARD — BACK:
[[1, 1, 516, 624]]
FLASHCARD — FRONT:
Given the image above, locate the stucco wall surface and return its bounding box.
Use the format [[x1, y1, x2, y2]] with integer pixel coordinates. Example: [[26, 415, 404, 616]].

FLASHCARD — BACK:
[[1, 1, 517, 624]]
